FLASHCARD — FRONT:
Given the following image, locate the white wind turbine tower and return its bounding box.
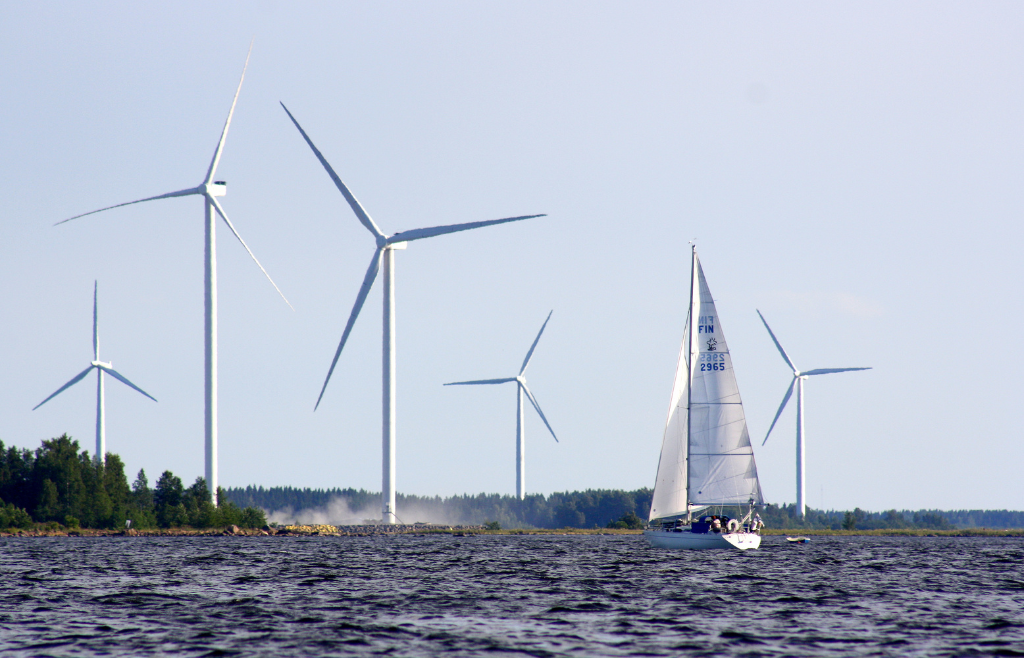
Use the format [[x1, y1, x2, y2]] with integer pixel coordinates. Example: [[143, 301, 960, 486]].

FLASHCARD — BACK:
[[34, 282, 157, 464], [444, 311, 559, 500], [280, 103, 545, 524], [55, 45, 290, 503], [757, 310, 871, 518]]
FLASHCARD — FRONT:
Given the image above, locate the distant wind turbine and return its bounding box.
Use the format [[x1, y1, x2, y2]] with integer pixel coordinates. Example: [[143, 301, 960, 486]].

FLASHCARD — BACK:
[[280, 102, 545, 524], [444, 311, 559, 500], [34, 282, 157, 465], [757, 310, 871, 518], [55, 43, 290, 503]]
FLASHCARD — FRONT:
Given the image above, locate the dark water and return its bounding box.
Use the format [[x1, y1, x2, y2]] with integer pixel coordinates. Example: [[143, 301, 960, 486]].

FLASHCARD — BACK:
[[1, 534, 1022, 657]]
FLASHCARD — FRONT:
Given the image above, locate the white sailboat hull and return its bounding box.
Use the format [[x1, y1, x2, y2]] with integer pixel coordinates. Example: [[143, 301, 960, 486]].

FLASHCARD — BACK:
[[643, 529, 762, 551]]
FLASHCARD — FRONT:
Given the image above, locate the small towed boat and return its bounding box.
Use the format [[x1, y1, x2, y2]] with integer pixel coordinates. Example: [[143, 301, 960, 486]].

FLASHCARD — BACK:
[[643, 246, 765, 551], [786, 536, 811, 543]]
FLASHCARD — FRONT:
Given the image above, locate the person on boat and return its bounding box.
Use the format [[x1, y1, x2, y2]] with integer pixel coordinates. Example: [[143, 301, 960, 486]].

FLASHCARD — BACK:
[[751, 514, 764, 532], [711, 517, 722, 533]]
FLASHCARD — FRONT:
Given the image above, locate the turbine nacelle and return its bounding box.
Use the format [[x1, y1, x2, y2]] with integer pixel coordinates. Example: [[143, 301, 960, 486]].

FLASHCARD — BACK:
[[91, 360, 112, 369], [756, 308, 871, 446], [201, 181, 227, 197], [282, 99, 546, 518], [282, 103, 544, 411], [443, 313, 558, 499]]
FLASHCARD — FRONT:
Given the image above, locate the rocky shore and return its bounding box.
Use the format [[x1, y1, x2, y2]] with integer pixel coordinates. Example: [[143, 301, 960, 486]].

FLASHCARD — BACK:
[[0, 523, 488, 538]]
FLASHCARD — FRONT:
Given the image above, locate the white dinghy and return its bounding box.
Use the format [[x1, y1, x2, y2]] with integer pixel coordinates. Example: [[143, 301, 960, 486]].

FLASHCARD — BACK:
[[644, 246, 765, 551]]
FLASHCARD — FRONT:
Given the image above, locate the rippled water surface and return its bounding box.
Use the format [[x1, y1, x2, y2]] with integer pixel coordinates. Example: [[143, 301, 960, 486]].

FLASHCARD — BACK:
[[1, 534, 1022, 656]]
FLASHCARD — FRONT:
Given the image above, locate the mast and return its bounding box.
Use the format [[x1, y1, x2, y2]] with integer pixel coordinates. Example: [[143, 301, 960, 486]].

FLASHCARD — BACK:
[[684, 244, 697, 519]]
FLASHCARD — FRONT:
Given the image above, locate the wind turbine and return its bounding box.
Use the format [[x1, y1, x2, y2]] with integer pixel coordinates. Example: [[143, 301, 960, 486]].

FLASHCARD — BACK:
[[280, 102, 545, 524], [55, 44, 290, 503], [34, 282, 157, 465], [757, 310, 871, 518], [444, 311, 559, 500]]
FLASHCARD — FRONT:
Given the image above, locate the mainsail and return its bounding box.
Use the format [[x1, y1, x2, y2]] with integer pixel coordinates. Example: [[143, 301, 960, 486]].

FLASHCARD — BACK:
[[649, 249, 763, 521]]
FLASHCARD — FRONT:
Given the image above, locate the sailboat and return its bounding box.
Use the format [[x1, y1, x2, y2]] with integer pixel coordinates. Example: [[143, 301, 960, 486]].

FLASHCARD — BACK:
[[644, 246, 765, 550]]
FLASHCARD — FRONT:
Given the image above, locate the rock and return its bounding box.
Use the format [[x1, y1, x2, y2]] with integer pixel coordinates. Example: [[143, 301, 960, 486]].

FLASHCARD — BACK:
[[226, 524, 241, 535]]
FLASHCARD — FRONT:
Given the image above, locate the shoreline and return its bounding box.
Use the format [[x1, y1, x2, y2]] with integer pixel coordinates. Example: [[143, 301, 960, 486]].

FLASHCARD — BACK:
[[3, 525, 1023, 538]]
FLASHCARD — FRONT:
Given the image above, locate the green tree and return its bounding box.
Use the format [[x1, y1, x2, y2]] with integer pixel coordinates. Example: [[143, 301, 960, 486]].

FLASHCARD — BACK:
[[35, 478, 60, 522], [555, 500, 585, 528], [128, 469, 156, 528], [239, 506, 267, 528], [32, 435, 87, 523], [154, 471, 184, 528], [183, 477, 216, 527], [214, 496, 243, 527], [102, 454, 131, 528], [882, 509, 910, 529], [606, 511, 645, 529], [0, 443, 35, 511], [0, 497, 33, 530], [78, 452, 111, 528]]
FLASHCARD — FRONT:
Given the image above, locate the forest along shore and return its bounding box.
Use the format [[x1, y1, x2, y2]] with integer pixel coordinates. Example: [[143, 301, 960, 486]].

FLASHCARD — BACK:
[[3, 525, 1023, 538], [0, 524, 487, 537]]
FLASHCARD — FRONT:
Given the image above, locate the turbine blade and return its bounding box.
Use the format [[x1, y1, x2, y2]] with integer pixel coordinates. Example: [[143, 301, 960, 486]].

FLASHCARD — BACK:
[[520, 310, 553, 376], [389, 214, 544, 244], [315, 248, 383, 410], [96, 365, 157, 402], [521, 382, 558, 443], [92, 281, 99, 361], [33, 366, 95, 410], [801, 367, 872, 376], [205, 40, 252, 183], [280, 102, 384, 239], [209, 195, 293, 309], [756, 309, 798, 373], [55, 188, 200, 225], [443, 377, 517, 386], [762, 378, 796, 446]]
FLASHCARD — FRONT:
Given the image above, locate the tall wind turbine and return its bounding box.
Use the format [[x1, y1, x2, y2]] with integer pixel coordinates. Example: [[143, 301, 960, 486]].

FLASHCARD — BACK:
[[55, 44, 290, 503], [280, 102, 545, 524], [444, 311, 559, 500], [34, 282, 157, 465], [757, 310, 871, 518]]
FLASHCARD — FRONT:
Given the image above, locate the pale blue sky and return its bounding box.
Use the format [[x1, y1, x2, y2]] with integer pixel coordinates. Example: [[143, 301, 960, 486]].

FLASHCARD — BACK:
[[2, 2, 1021, 511]]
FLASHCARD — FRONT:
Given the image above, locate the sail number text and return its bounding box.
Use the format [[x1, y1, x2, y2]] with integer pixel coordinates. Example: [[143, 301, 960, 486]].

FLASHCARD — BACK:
[[699, 353, 727, 371]]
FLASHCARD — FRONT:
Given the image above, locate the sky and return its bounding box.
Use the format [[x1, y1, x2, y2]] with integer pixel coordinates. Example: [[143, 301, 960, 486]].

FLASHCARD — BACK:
[[1, 2, 1022, 513]]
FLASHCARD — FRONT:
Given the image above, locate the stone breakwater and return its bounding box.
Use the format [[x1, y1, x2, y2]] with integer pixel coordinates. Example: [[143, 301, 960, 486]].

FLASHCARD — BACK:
[[274, 524, 485, 536], [0, 524, 486, 538]]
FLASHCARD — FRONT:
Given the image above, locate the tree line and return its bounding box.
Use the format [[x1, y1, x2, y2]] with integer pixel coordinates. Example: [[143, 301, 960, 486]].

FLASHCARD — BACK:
[[227, 485, 1024, 530], [0, 436, 265, 530], [6, 437, 1020, 531], [226, 485, 654, 529], [748, 504, 1024, 531]]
